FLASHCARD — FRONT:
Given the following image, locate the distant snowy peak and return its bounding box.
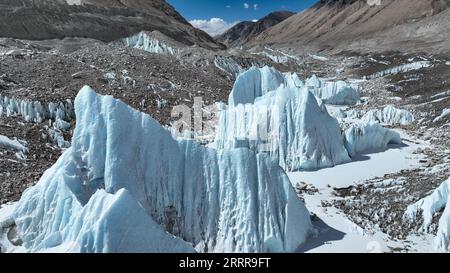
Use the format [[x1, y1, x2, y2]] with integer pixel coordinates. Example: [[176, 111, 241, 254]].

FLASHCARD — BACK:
[[7, 86, 312, 253]]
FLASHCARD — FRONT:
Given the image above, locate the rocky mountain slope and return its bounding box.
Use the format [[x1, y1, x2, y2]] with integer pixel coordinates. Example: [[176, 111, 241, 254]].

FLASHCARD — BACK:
[[217, 11, 294, 47], [249, 0, 450, 54], [0, 0, 222, 50]]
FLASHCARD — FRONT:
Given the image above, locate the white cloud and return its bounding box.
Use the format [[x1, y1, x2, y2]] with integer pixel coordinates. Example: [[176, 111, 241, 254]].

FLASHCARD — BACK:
[[189, 18, 240, 36], [251, 19, 258, 22], [226, 5, 231, 8], [253, 3, 258, 10], [244, 3, 250, 9]]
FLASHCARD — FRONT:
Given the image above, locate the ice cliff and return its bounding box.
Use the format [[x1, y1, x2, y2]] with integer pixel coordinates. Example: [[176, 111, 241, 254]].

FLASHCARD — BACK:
[[214, 56, 243, 78], [117, 31, 178, 55], [8, 86, 312, 253], [362, 106, 415, 126], [228, 66, 286, 106], [228, 66, 359, 107], [216, 83, 351, 171], [367, 61, 433, 79], [305, 75, 360, 105], [343, 121, 402, 157], [405, 177, 450, 251], [0, 95, 74, 124]]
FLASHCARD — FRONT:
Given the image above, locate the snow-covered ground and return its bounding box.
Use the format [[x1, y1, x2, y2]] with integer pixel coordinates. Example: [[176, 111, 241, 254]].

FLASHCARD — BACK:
[[289, 131, 436, 252]]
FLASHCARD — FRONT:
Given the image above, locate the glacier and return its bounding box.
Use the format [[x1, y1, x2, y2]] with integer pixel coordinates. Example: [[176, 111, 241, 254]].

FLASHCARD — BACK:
[[367, 61, 433, 79], [214, 56, 243, 78], [343, 121, 402, 157], [345, 106, 415, 126], [305, 75, 360, 105], [404, 177, 450, 251], [433, 108, 450, 123], [0, 94, 74, 124], [228, 66, 359, 107], [361, 106, 415, 126], [6, 86, 312, 253], [116, 31, 178, 55], [0, 135, 27, 154], [228, 66, 286, 106], [216, 83, 352, 171]]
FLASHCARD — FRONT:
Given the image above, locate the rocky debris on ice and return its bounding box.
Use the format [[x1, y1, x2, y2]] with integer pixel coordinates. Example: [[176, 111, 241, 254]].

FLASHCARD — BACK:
[[305, 75, 360, 105], [216, 83, 351, 171], [362, 106, 415, 126], [367, 61, 433, 79], [434, 108, 450, 123], [343, 121, 402, 157], [3, 86, 312, 253], [115, 31, 178, 55], [404, 177, 450, 251]]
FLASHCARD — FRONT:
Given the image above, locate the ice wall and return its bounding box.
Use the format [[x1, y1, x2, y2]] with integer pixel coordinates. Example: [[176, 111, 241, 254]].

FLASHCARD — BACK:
[[305, 75, 360, 105], [404, 177, 450, 251], [228, 66, 286, 106], [229, 67, 359, 107], [118, 32, 177, 55], [367, 61, 432, 79], [343, 121, 402, 157], [10, 86, 312, 253], [214, 56, 243, 78], [362, 106, 415, 126], [0, 95, 74, 123], [216, 84, 351, 171]]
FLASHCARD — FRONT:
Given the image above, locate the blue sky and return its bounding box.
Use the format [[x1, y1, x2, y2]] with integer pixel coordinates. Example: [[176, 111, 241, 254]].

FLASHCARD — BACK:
[[167, 0, 318, 36]]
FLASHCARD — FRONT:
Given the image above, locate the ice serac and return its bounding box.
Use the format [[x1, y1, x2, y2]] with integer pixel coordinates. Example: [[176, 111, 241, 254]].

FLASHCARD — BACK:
[[117, 31, 178, 55], [362, 106, 415, 126], [214, 56, 243, 78], [367, 61, 433, 79], [343, 121, 402, 157], [216, 84, 351, 171], [228, 66, 286, 106], [229, 67, 359, 107], [305, 75, 360, 105], [404, 177, 450, 251], [10, 86, 312, 253]]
